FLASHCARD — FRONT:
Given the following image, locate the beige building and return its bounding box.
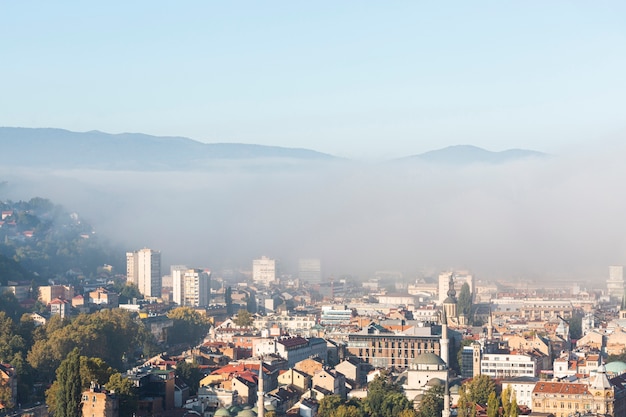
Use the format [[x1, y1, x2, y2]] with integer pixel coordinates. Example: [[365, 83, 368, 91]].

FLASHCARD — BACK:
[[38, 285, 74, 305], [126, 248, 161, 298], [252, 256, 276, 286], [82, 385, 119, 417], [277, 368, 310, 391]]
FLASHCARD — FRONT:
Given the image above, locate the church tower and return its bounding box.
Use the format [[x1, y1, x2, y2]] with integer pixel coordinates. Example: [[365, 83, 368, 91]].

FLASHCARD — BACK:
[[442, 274, 457, 325]]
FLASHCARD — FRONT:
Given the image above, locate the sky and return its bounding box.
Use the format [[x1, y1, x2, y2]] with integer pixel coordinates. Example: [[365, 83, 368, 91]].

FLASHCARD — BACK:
[[2, 2, 626, 159]]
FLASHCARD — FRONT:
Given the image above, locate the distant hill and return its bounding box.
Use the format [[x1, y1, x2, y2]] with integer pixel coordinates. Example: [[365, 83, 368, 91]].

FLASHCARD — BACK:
[[403, 145, 548, 164], [0, 127, 336, 170]]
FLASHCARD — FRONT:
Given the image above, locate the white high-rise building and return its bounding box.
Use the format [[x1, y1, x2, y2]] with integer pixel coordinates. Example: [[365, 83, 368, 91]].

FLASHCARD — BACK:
[[172, 266, 211, 307], [171, 265, 188, 306], [183, 269, 211, 307], [298, 258, 322, 285], [126, 248, 161, 298], [607, 265, 625, 299], [253, 256, 276, 286]]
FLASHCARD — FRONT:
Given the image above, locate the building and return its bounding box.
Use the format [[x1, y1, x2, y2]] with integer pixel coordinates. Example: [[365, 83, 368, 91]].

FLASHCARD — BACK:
[[253, 336, 327, 368], [171, 265, 188, 306], [39, 285, 74, 305], [481, 352, 544, 378], [298, 259, 322, 286], [253, 256, 277, 286], [608, 265, 625, 299], [89, 288, 119, 307], [531, 367, 626, 417], [126, 249, 161, 298], [50, 298, 70, 318], [320, 306, 353, 326], [82, 383, 119, 417], [501, 376, 538, 408], [173, 268, 211, 307], [347, 323, 442, 370]]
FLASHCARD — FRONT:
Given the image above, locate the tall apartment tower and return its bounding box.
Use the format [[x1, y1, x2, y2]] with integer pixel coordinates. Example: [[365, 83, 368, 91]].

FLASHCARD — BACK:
[[607, 266, 625, 299], [298, 258, 322, 285], [126, 248, 161, 298], [171, 265, 188, 306], [252, 256, 276, 286], [182, 269, 211, 307]]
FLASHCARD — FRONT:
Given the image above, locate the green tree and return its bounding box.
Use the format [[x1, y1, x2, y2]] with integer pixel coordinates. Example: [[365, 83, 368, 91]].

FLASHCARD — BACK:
[[176, 361, 202, 395], [457, 282, 472, 320], [486, 391, 498, 417], [167, 307, 209, 346], [464, 375, 495, 405], [318, 395, 343, 417], [501, 386, 512, 417], [510, 398, 518, 417], [416, 385, 443, 417], [246, 291, 257, 314], [53, 348, 82, 417], [233, 309, 254, 327], [457, 385, 476, 417], [106, 373, 137, 417]]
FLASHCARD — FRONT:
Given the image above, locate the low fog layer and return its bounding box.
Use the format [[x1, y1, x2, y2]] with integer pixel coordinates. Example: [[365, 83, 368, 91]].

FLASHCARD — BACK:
[[2, 145, 625, 284]]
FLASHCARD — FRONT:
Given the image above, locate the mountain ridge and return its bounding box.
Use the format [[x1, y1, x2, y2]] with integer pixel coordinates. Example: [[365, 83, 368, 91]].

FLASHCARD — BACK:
[[0, 127, 547, 170]]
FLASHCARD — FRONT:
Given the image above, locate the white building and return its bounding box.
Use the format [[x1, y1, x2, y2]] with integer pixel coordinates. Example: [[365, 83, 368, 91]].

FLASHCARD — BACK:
[[253, 336, 327, 367], [481, 353, 540, 378], [501, 377, 538, 408], [171, 265, 188, 306], [182, 269, 211, 307], [126, 248, 161, 298], [607, 265, 625, 299], [253, 256, 277, 286]]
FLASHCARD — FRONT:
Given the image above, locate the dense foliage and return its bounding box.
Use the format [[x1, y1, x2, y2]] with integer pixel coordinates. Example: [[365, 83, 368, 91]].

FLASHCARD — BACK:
[[0, 198, 124, 282], [167, 307, 210, 346]]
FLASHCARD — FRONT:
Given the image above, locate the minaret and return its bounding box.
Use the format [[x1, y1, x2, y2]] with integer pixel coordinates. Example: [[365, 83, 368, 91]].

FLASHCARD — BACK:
[[441, 308, 449, 366], [442, 371, 451, 417], [487, 311, 493, 340], [257, 359, 264, 417]]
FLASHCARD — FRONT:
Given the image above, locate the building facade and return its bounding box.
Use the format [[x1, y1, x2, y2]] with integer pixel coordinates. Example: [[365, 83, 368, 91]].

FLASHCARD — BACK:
[[347, 324, 442, 370], [126, 248, 161, 298], [253, 256, 276, 286]]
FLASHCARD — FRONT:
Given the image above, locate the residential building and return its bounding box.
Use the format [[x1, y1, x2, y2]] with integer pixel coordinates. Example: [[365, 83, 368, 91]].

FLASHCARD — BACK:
[[320, 306, 353, 326], [277, 368, 310, 391], [89, 287, 119, 307], [253, 256, 276, 286], [501, 376, 539, 408], [170, 265, 188, 306], [50, 298, 70, 318], [81, 384, 119, 417], [173, 268, 211, 307], [312, 368, 346, 398], [126, 248, 161, 298], [39, 285, 74, 305], [254, 337, 327, 368]]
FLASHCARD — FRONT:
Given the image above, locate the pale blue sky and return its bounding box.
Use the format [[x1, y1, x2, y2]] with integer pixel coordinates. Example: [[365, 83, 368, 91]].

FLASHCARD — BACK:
[[2, 1, 625, 159]]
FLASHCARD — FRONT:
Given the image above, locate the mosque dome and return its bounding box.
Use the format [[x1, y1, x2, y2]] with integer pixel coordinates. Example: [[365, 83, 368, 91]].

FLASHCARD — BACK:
[[215, 409, 232, 417], [606, 361, 626, 375]]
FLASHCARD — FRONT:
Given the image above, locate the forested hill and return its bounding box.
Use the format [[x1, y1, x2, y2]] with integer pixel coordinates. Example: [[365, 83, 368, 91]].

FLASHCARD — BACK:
[[0, 197, 123, 284]]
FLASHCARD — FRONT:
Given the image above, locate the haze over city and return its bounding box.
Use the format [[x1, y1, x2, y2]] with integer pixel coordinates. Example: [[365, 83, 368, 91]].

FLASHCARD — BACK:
[[2, 2, 626, 282]]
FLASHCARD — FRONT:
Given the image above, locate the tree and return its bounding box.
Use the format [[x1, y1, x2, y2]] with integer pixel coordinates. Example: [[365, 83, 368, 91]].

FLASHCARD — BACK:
[[486, 391, 498, 417], [246, 290, 257, 314], [457, 385, 476, 417], [510, 398, 518, 417], [233, 309, 254, 327], [167, 307, 209, 346], [106, 373, 137, 417], [464, 375, 495, 405], [457, 282, 472, 320], [53, 348, 82, 417], [318, 395, 343, 417], [416, 385, 443, 417], [225, 287, 233, 315], [176, 361, 202, 396], [501, 386, 512, 417]]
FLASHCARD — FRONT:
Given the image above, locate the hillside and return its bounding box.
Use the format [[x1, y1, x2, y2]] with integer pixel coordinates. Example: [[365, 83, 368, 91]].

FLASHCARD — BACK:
[[0, 127, 336, 171]]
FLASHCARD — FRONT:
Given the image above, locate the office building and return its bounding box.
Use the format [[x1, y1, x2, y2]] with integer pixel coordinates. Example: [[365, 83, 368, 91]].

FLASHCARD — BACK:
[[298, 258, 322, 285], [127, 248, 162, 298], [253, 256, 276, 286]]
